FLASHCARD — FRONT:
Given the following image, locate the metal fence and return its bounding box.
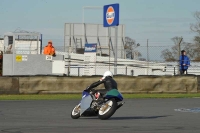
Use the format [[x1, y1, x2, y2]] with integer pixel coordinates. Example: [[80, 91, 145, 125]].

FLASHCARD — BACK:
[[1, 35, 200, 76], [62, 58, 200, 76], [1, 44, 200, 76], [54, 45, 200, 76]]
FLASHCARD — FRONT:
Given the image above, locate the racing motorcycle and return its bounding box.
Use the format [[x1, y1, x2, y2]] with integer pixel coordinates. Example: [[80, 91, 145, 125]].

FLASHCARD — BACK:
[[71, 88, 124, 120]]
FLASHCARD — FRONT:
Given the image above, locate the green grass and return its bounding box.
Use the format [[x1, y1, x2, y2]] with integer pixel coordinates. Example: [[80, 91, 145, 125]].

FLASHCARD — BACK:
[[123, 93, 200, 98], [0, 94, 81, 100], [0, 93, 200, 100]]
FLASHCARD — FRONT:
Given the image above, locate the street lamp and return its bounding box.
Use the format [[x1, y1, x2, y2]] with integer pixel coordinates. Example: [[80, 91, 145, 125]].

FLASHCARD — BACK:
[[82, 6, 103, 44], [82, 6, 103, 23]]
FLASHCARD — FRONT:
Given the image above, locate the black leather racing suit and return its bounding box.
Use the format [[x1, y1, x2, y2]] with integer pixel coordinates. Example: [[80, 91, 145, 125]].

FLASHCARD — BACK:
[[86, 76, 118, 95]]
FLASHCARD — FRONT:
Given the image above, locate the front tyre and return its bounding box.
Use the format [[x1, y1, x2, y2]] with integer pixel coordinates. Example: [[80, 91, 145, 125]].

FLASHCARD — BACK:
[[71, 104, 81, 119], [98, 99, 117, 120]]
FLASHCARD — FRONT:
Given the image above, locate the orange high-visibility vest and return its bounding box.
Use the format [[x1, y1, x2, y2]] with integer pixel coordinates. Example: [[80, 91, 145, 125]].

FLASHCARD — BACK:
[[43, 46, 56, 55]]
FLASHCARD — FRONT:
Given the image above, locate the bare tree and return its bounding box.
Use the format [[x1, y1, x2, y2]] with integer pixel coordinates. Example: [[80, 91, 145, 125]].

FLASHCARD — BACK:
[[124, 36, 141, 59], [161, 49, 176, 61], [190, 11, 200, 61], [182, 42, 197, 59], [190, 11, 200, 35], [161, 37, 198, 61], [161, 36, 183, 61], [162, 11, 200, 61]]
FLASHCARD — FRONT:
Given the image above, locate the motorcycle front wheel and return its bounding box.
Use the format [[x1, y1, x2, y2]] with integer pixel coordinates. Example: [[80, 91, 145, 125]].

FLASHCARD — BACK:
[[71, 104, 81, 119], [98, 99, 117, 120]]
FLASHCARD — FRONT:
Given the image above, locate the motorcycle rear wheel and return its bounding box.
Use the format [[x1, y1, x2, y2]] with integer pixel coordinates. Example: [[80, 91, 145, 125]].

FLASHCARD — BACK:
[[98, 99, 117, 120]]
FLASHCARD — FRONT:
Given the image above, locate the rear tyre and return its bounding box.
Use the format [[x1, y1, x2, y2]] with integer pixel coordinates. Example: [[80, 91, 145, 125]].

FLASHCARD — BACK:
[[71, 104, 81, 119], [98, 99, 117, 120]]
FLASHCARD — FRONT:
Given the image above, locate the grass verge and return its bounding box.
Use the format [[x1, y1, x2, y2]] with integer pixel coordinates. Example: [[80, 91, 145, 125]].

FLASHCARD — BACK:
[[0, 93, 200, 100]]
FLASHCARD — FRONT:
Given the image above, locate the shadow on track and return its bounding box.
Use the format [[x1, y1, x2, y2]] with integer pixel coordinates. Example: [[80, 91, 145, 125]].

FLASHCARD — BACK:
[[110, 115, 171, 120], [80, 115, 171, 120]]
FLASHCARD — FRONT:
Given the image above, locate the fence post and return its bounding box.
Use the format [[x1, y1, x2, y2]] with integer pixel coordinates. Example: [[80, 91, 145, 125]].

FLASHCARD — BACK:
[[68, 54, 71, 76], [174, 66, 176, 75], [78, 67, 80, 77], [125, 66, 127, 75]]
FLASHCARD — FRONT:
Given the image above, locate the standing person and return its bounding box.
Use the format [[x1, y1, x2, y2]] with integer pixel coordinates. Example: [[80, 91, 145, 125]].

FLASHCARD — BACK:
[[179, 50, 190, 75], [43, 40, 56, 56]]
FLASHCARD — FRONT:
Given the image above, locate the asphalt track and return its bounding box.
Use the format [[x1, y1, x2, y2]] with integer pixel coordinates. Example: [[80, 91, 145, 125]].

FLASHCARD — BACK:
[[0, 98, 200, 133]]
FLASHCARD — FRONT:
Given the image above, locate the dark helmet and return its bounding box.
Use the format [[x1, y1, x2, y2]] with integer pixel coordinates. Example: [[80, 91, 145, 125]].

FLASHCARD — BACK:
[[181, 50, 186, 53]]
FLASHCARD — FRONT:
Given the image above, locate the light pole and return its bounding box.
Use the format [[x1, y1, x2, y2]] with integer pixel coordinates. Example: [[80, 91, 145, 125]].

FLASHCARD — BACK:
[[177, 37, 183, 75], [82, 6, 102, 45], [82, 6, 103, 76], [82, 6, 102, 23]]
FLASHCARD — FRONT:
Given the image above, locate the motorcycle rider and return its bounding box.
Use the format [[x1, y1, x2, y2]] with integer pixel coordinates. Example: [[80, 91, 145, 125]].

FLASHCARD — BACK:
[[86, 71, 118, 98]]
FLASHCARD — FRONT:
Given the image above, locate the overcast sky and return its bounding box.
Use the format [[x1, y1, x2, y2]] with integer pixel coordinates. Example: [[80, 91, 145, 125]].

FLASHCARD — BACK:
[[0, 0, 199, 60]]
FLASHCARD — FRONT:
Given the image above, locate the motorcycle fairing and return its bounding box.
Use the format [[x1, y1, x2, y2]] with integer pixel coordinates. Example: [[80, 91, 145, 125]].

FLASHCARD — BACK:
[[80, 94, 93, 115]]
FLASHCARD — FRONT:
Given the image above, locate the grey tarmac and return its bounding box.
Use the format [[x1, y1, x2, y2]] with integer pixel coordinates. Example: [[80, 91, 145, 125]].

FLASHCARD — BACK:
[[0, 98, 200, 133]]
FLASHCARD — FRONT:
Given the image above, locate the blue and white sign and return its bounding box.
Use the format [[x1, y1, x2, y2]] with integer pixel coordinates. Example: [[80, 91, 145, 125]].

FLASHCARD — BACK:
[[103, 3, 119, 27], [84, 43, 97, 76], [84, 43, 97, 53]]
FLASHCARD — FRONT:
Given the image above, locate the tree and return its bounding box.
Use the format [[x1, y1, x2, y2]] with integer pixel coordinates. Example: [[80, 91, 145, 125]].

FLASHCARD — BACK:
[[190, 11, 200, 35], [124, 36, 141, 59], [161, 49, 176, 61], [161, 11, 200, 61], [161, 36, 184, 61], [190, 11, 200, 61]]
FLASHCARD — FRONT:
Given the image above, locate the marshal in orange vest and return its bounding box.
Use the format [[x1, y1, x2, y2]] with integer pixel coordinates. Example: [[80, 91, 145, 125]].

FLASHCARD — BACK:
[[43, 40, 56, 56]]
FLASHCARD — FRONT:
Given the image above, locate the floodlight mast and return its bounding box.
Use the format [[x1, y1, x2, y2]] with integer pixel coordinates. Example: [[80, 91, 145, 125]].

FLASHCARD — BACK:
[[82, 6, 103, 44], [82, 6, 102, 24]]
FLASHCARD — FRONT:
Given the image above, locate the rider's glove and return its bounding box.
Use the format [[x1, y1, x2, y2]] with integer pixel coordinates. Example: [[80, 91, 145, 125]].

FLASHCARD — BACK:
[[100, 77, 105, 81]]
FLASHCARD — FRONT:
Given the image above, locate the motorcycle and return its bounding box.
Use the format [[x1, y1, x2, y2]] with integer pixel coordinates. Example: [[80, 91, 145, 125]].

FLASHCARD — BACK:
[[71, 88, 124, 120]]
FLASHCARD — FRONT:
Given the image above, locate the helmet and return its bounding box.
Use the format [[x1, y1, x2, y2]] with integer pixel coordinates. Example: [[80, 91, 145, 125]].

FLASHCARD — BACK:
[[181, 50, 186, 53], [103, 71, 113, 78]]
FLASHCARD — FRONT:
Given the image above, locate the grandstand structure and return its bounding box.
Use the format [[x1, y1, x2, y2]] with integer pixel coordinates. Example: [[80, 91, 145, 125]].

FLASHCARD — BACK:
[[64, 23, 126, 59], [61, 23, 166, 76], [0, 30, 42, 54], [0, 26, 167, 76]]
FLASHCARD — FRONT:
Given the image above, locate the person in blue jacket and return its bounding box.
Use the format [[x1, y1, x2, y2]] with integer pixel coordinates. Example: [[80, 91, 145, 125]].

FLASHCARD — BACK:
[[179, 50, 190, 75]]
